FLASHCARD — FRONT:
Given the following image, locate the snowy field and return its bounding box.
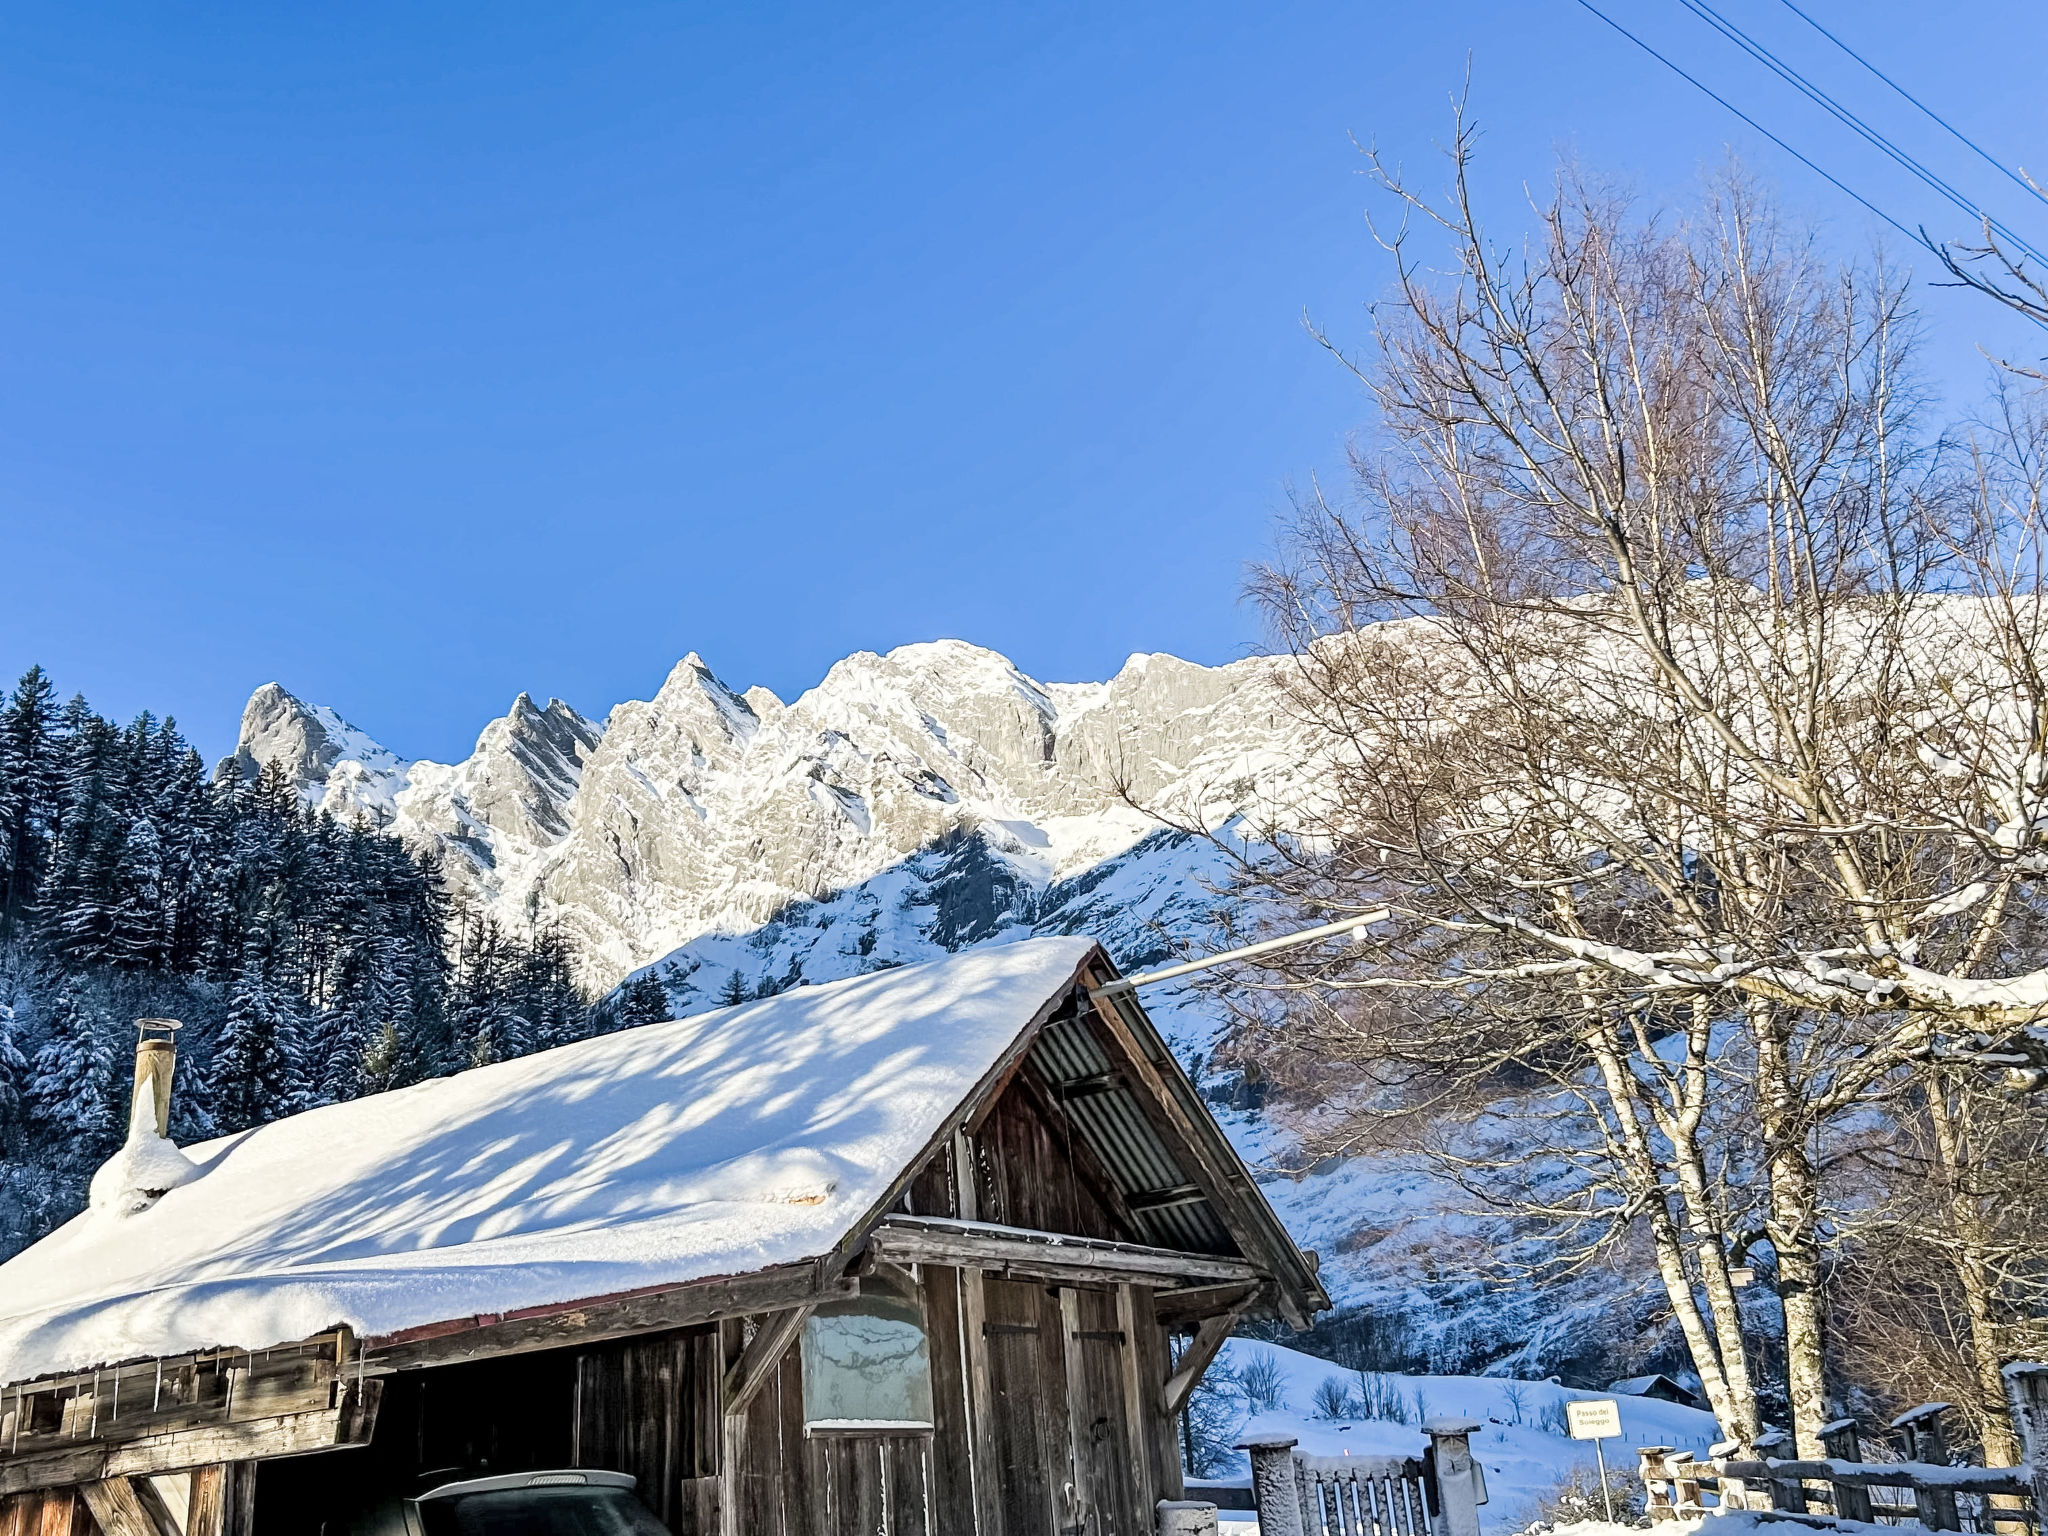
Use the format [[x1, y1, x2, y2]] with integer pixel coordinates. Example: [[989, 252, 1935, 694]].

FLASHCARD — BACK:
[[1198, 1339, 1722, 1531]]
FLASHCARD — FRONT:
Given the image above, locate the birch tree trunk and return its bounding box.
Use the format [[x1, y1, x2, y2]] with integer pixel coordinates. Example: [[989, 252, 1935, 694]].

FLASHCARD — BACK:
[[1925, 1079, 2024, 1467], [1745, 997, 1832, 1457]]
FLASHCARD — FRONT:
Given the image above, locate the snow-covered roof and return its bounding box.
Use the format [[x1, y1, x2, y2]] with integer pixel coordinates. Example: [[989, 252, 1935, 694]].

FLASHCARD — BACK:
[[0, 936, 1101, 1387]]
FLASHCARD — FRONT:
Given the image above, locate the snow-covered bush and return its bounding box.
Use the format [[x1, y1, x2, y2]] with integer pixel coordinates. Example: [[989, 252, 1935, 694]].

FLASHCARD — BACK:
[[1238, 1349, 1288, 1413], [1528, 1465, 1646, 1530], [1313, 1375, 1359, 1420]]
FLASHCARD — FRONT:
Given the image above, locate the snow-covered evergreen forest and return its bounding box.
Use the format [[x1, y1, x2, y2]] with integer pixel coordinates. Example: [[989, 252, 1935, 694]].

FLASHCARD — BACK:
[[0, 664, 669, 1257]]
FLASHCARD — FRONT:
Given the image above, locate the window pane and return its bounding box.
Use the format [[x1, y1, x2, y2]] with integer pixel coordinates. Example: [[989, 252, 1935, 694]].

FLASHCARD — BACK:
[[801, 1285, 934, 1429]]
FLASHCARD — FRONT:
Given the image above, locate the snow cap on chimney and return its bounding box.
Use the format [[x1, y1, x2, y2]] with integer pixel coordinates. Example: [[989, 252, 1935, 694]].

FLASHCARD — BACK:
[[88, 1019, 199, 1214]]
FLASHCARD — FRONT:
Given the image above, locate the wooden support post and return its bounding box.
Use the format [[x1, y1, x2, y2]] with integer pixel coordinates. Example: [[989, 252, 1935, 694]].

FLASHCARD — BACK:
[[2002, 1365, 2048, 1536], [716, 1319, 745, 1536], [721, 1306, 813, 1419], [1114, 1285, 1158, 1521], [1162, 1309, 1240, 1420], [1635, 1448, 1674, 1521], [79, 1478, 178, 1536], [1819, 1418, 1872, 1522], [957, 1269, 1001, 1536], [1751, 1428, 1806, 1513], [184, 1467, 229, 1536], [1057, 1289, 1094, 1536], [34, 1489, 76, 1536], [1665, 1452, 1704, 1516], [1892, 1403, 1959, 1531]]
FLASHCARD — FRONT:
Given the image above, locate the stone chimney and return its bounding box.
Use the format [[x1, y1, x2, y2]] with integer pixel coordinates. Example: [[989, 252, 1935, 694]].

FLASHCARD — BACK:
[[132, 1019, 181, 1137]]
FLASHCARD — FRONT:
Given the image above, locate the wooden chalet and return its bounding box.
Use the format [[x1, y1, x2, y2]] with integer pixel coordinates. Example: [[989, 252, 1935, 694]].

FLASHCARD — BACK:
[[0, 937, 1327, 1536]]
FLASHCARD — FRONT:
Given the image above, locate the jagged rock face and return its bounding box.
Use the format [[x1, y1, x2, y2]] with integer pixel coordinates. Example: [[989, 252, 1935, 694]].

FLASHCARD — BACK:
[[214, 684, 412, 825], [219, 639, 1312, 983], [392, 693, 605, 900]]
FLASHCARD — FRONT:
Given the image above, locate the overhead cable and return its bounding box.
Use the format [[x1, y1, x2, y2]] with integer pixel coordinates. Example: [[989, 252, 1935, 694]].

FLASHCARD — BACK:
[[1774, 0, 2048, 210], [1672, 0, 2047, 266], [1568, 0, 1933, 254]]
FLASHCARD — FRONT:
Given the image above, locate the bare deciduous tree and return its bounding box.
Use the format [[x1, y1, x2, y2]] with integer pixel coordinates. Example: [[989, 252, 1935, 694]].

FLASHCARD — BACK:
[[1218, 119, 2048, 1459]]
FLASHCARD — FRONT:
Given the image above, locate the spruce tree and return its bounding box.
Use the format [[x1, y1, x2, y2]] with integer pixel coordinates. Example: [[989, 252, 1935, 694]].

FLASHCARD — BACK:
[[28, 984, 119, 1159], [613, 970, 671, 1031], [0, 665, 60, 939], [213, 957, 294, 1132]]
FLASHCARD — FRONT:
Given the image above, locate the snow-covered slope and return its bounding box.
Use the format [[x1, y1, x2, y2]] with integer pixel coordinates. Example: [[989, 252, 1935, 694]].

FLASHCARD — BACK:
[[1201, 1338, 1722, 1529], [214, 640, 1672, 1387]]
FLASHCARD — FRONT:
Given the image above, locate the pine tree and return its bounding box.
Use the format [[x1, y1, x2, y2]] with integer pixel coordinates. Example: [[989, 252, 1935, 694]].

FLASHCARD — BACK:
[[213, 958, 294, 1132], [718, 970, 751, 1007], [28, 984, 119, 1158], [0, 666, 60, 940], [612, 970, 671, 1031], [0, 1004, 27, 1138]]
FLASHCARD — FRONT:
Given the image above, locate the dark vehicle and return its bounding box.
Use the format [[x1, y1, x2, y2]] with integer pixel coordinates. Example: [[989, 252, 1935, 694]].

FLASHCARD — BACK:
[[348, 1470, 671, 1536]]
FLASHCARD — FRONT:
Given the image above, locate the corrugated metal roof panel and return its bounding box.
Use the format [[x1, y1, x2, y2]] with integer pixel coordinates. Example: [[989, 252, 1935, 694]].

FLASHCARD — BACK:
[[1026, 1023, 1237, 1258]]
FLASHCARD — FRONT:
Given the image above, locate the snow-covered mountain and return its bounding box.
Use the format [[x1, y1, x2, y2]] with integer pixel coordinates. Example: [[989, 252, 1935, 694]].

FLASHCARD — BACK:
[[217, 641, 1313, 988], [216, 640, 1667, 1382]]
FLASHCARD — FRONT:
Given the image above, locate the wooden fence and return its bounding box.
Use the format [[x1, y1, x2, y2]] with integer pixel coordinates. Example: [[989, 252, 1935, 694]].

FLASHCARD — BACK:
[[1639, 1362, 2048, 1533], [1242, 1419, 1487, 1536]]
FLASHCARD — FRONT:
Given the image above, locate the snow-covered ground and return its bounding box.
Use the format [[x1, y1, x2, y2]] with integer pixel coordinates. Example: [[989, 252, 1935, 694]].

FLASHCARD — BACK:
[[1200, 1339, 1722, 1532]]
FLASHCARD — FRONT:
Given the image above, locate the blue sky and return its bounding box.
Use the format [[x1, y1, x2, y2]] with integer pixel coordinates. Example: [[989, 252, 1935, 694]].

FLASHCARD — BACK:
[[2, 1, 2044, 763]]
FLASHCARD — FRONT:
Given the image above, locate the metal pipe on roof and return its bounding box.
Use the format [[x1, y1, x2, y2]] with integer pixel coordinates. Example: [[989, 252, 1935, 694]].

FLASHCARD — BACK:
[[1089, 908, 1392, 997]]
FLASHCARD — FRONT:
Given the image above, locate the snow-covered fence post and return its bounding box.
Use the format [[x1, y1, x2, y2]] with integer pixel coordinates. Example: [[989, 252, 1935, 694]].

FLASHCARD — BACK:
[[1711, 1439, 1752, 1511], [1664, 1451, 1705, 1515], [1893, 1403, 1960, 1530], [1155, 1499, 1220, 1536], [1238, 1433, 1305, 1536], [1426, 1418, 1486, 1536], [1752, 1428, 1807, 1513], [2004, 1364, 2048, 1533], [1636, 1447, 1676, 1520], [1820, 1418, 1873, 1522]]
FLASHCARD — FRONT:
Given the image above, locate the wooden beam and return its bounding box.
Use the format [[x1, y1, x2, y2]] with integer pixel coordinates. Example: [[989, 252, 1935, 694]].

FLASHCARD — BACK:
[[79, 1479, 177, 1536], [869, 1216, 1263, 1289], [1127, 1183, 1205, 1213], [722, 1306, 815, 1420], [1154, 1282, 1262, 1328], [366, 1264, 856, 1372], [0, 1392, 378, 1499], [1051, 1071, 1121, 1102], [1162, 1308, 1243, 1419]]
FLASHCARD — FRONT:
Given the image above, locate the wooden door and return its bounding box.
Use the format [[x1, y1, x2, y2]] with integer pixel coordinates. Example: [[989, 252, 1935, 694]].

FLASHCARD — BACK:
[[983, 1279, 1063, 1536], [981, 1281, 1147, 1536], [1062, 1288, 1145, 1536]]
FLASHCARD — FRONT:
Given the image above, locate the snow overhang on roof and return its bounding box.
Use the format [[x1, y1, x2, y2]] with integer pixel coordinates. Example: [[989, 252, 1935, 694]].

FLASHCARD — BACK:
[[0, 938, 1108, 1387]]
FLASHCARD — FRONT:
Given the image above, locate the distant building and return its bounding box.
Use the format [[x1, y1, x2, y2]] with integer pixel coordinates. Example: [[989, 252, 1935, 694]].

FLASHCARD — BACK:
[[1609, 1373, 1706, 1410], [0, 938, 1325, 1536]]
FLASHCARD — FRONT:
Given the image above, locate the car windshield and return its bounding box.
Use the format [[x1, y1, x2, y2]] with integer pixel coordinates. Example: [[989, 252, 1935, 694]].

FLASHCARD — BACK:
[[416, 1487, 670, 1536]]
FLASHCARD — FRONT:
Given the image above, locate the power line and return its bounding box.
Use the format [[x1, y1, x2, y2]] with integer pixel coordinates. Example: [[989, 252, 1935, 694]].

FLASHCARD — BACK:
[[1568, 0, 1933, 254], [1672, 0, 2047, 266], [1774, 0, 2048, 211]]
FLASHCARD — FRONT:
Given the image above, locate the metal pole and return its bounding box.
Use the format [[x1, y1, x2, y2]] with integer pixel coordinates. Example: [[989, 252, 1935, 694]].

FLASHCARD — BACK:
[[1594, 1436, 1614, 1522], [1091, 908, 1393, 997]]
